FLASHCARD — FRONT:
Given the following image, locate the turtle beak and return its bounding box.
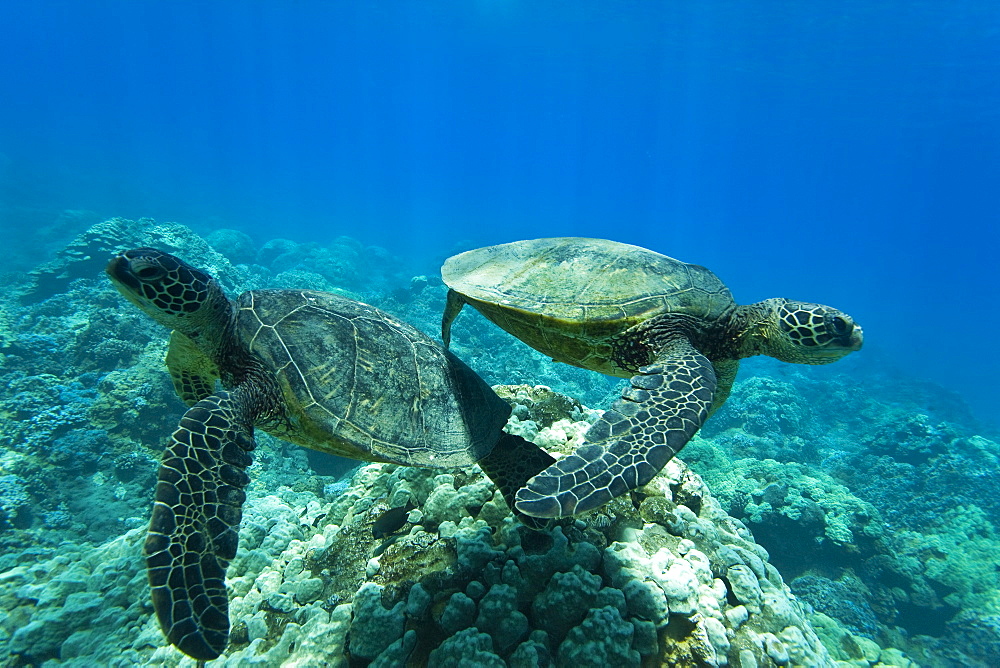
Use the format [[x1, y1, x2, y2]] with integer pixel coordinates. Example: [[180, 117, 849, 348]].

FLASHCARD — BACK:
[[106, 254, 138, 289], [848, 324, 863, 351], [106, 254, 126, 279], [829, 323, 862, 355], [106, 254, 148, 301]]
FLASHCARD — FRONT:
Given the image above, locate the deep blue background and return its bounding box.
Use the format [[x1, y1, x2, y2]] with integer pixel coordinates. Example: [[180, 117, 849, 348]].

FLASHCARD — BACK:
[[1, 1, 998, 424]]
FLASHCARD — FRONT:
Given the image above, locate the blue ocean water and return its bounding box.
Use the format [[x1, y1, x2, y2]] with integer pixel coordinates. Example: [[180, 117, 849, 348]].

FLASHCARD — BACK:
[[1, 2, 999, 666], [2, 1, 997, 424]]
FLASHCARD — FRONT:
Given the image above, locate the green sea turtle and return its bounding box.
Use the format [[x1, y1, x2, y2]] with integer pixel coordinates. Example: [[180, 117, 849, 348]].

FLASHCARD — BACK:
[[106, 248, 555, 661], [441, 237, 863, 519]]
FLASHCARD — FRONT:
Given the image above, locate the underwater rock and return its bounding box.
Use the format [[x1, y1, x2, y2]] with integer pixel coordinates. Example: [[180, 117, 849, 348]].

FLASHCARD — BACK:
[[20, 217, 265, 303], [790, 575, 879, 639], [0, 475, 33, 532], [347, 582, 406, 660], [255, 237, 298, 266], [0, 527, 151, 665], [809, 612, 920, 666], [254, 235, 405, 295], [475, 584, 527, 652], [428, 627, 506, 667], [494, 384, 593, 429], [440, 590, 477, 635], [270, 267, 340, 294], [865, 413, 956, 465], [205, 228, 257, 265], [684, 417, 1000, 666], [937, 609, 1000, 667], [685, 441, 885, 566], [706, 376, 815, 442], [558, 605, 640, 667]]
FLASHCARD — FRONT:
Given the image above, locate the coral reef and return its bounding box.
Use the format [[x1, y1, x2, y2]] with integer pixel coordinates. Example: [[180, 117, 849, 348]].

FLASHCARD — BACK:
[[687, 368, 1000, 667], [0, 219, 398, 550], [205, 228, 258, 265], [1, 389, 841, 666], [252, 234, 404, 295], [0, 218, 997, 666], [0, 208, 103, 275]]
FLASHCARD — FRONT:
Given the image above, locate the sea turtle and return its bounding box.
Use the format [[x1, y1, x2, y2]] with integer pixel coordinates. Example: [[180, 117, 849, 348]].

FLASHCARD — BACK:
[[441, 237, 863, 519], [106, 248, 555, 661]]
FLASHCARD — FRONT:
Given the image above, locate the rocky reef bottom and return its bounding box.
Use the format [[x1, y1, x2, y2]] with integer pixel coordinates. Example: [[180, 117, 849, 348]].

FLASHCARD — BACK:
[[0, 387, 914, 667]]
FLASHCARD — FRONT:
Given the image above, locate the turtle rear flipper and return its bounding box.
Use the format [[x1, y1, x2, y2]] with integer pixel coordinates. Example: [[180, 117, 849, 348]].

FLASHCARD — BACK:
[[145, 391, 255, 661], [478, 432, 556, 530], [514, 339, 716, 518], [441, 289, 467, 348]]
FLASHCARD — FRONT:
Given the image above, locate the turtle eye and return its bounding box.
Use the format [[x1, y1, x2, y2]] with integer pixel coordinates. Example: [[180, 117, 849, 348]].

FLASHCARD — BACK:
[[133, 263, 166, 281], [830, 316, 850, 335]]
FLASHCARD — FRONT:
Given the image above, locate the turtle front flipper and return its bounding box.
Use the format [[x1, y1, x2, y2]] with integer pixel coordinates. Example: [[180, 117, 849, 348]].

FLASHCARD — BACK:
[[515, 338, 716, 518], [145, 391, 255, 661], [166, 330, 221, 406], [478, 432, 556, 530]]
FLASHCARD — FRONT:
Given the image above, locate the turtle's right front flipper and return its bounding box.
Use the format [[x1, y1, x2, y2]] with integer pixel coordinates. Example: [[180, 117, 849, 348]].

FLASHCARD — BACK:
[[145, 391, 255, 661]]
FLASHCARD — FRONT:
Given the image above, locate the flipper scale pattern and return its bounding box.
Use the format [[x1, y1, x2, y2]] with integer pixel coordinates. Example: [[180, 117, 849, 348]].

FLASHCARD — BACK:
[[515, 339, 716, 518], [144, 391, 255, 661]]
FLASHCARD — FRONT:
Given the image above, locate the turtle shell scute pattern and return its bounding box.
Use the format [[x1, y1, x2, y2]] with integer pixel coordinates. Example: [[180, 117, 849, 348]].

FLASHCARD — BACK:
[[234, 290, 506, 468], [443, 237, 737, 326]]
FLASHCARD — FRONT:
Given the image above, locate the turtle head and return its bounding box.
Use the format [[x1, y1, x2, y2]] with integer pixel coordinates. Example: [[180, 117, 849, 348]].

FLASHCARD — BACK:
[[106, 248, 231, 339], [755, 298, 863, 364]]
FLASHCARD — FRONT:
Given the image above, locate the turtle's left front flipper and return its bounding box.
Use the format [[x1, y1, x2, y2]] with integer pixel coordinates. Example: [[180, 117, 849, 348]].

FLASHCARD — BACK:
[[515, 338, 716, 519], [145, 390, 256, 661]]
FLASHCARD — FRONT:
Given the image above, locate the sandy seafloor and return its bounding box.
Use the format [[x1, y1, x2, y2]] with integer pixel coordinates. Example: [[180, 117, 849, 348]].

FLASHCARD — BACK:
[[0, 217, 997, 667]]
